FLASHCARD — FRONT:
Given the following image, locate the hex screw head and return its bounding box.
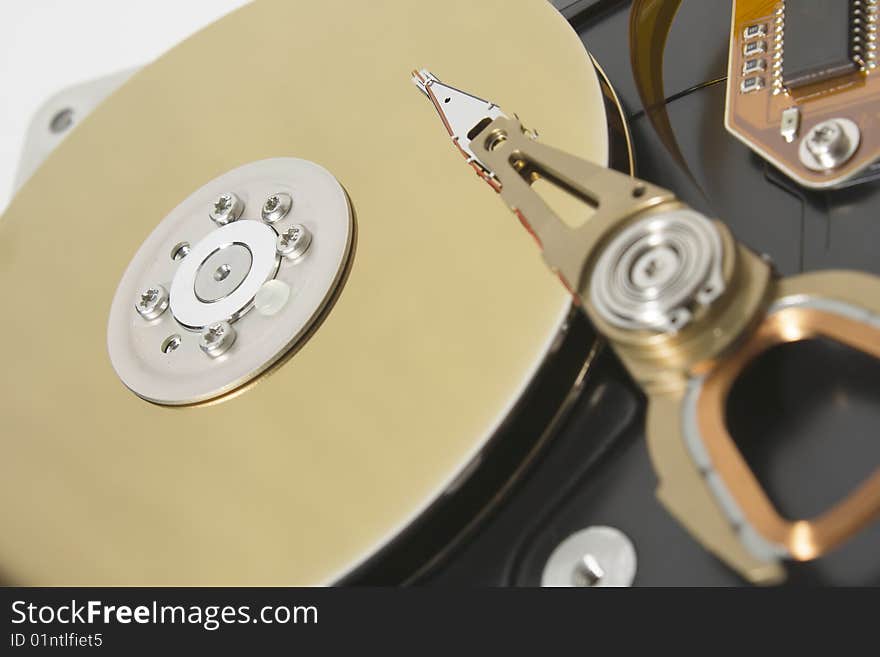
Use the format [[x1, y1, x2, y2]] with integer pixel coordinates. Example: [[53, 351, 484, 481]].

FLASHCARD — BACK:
[[199, 321, 236, 358], [136, 285, 169, 320], [276, 224, 312, 260], [209, 192, 244, 226], [261, 192, 293, 223]]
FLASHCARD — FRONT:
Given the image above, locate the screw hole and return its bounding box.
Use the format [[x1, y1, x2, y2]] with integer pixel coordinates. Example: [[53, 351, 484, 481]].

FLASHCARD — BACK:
[[214, 264, 232, 282], [632, 184, 646, 198], [171, 242, 191, 261], [49, 107, 74, 134], [161, 334, 182, 354]]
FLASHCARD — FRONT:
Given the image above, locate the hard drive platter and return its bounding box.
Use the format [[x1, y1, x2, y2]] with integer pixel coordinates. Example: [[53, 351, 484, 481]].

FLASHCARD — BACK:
[[0, 0, 618, 586], [1, 0, 878, 588]]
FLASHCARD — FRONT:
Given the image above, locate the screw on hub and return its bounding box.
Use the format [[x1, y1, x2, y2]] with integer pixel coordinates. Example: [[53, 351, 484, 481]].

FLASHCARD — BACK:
[[199, 321, 236, 358], [261, 192, 292, 223], [276, 224, 312, 260], [135, 285, 169, 320], [209, 192, 244, 226]]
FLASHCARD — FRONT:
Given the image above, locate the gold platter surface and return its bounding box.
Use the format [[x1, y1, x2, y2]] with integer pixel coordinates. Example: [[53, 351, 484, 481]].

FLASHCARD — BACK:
[[0, 0, 607, 584]]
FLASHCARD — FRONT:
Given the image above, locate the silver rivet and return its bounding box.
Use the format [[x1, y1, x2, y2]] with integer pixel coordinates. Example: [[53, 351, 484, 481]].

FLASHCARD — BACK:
[[199, 321, 236, 358], [541, 526, 637, 587], [261, 192, 293, 223], [276, 224, 312, 259], [161, 334, 182, 354], [170, 241, 191, 261], [799, 118, 861, 172], [135, 285, 169, 320], [209, 192, 244, 226]]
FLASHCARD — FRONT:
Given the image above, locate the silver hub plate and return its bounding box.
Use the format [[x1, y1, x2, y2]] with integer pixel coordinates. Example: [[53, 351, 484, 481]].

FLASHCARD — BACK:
[[171, 220, 279, 327], [107, 158, 353, 405]]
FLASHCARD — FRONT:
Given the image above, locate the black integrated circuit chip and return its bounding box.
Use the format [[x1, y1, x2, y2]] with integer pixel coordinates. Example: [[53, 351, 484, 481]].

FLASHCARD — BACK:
[[782, 0, 856, 89]]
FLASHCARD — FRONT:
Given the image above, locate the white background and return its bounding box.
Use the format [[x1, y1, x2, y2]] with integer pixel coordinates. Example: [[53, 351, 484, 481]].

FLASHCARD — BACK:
[[0, 0, 251, 212]]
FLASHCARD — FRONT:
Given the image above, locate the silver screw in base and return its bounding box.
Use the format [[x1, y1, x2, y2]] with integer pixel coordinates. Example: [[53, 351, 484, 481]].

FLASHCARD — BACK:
[[799, 118, 861, 172], [209, 192, 244, 226], [261, 192, 293, 223], [541, 526, 637, 587], [135, 285, 169, 320], [276, 224, 312, 260], [199, 321, 236, 358], [571, 554, 606, 587]]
